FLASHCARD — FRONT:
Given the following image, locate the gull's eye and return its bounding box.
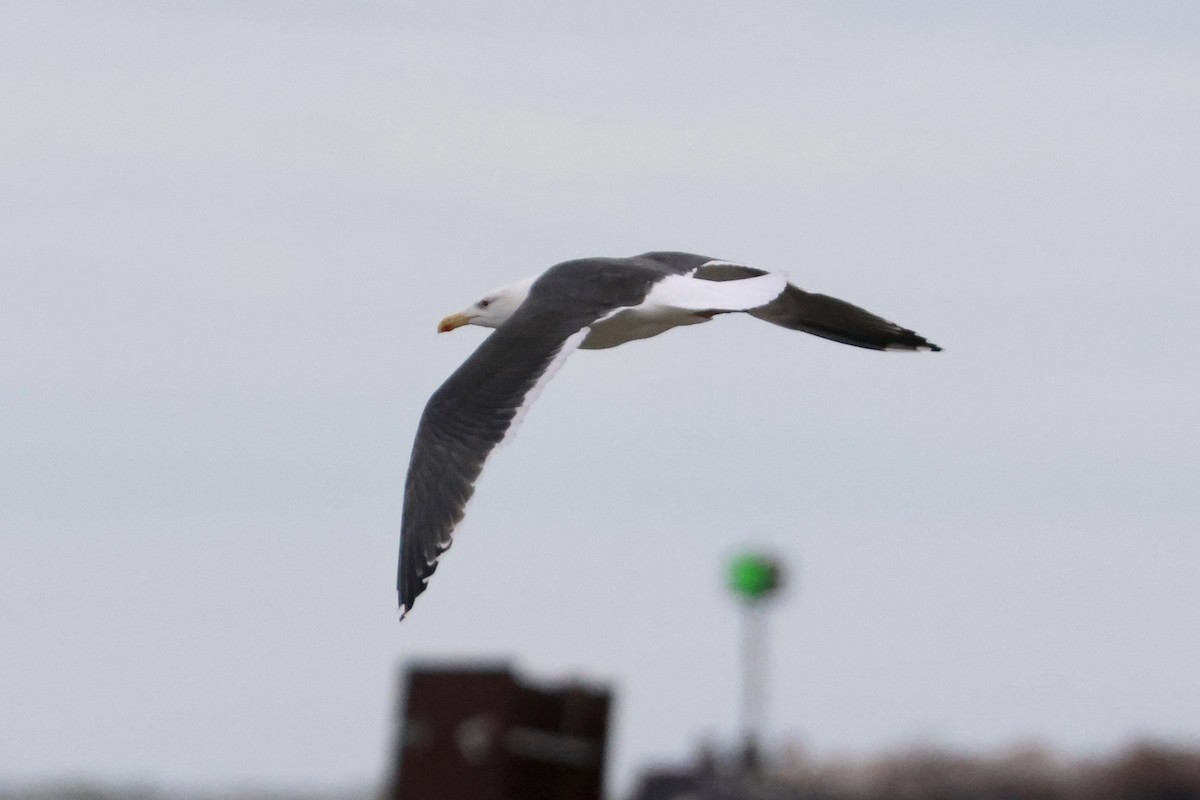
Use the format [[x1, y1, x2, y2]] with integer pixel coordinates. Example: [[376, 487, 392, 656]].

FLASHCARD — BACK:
[[479, 298, 492, 309]]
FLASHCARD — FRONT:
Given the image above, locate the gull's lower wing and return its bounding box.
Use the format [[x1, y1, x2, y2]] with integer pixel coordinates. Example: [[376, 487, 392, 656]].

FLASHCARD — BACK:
[[398, 320, 588, 618]]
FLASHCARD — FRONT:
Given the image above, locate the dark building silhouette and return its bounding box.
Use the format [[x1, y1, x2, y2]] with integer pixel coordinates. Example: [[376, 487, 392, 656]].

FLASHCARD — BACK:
[[387, 662, 611, 800]]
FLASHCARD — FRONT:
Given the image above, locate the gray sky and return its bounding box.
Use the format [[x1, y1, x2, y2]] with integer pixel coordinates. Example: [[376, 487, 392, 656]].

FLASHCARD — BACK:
[[2, 0, 1198, 794]]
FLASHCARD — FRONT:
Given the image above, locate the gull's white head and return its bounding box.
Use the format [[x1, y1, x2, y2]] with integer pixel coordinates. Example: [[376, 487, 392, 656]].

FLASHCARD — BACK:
[[437, 276, 537, 333]]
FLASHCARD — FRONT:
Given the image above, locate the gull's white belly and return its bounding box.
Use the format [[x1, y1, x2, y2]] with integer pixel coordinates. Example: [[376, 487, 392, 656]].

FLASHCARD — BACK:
[[581, 305, 709, 349]]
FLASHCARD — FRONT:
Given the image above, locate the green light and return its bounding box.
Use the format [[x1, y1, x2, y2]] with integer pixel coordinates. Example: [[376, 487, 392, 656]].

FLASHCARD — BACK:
[[728, 553, 782, 601]]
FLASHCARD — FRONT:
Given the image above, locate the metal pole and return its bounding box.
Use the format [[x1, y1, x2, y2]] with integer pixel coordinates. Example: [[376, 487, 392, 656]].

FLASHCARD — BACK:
[[740, 601, 766, 773], [728, 551, 784, 775]]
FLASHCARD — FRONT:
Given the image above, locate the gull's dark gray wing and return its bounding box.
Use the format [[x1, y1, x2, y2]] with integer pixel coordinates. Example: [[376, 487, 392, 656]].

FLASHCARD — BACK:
[[398, 259, 662, 617], [693, 261, 942, 352], [399, 320, 587, 617]]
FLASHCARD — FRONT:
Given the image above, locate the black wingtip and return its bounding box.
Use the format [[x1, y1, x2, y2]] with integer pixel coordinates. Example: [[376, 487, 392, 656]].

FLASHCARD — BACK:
[[885, 334, 942, 353], [398, 592, 412, 622], [900, 328, 942, 352]]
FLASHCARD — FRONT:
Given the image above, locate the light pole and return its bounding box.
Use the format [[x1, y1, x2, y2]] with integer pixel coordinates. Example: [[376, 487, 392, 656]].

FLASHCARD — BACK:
[[726, 552, 785, 774]]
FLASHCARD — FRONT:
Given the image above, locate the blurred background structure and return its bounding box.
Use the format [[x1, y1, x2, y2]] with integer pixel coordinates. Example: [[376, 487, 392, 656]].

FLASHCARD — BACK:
[[727, 551, 787, 774], [387, 663, 610, 800], [626, 740, 1200, 800], [8, 661, 1199, 799]]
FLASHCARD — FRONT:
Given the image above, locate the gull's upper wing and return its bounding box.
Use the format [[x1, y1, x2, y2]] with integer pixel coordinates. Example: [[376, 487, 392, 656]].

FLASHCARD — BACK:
[[694, 261, 941, 352]]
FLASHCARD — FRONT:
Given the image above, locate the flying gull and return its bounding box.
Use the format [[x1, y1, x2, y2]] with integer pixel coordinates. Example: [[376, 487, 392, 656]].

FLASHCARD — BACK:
[[398, 251, 940, 617]]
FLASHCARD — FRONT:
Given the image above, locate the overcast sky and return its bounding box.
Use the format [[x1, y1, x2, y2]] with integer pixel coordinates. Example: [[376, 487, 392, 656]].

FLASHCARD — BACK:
[[2, 1, 1198, 795]]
